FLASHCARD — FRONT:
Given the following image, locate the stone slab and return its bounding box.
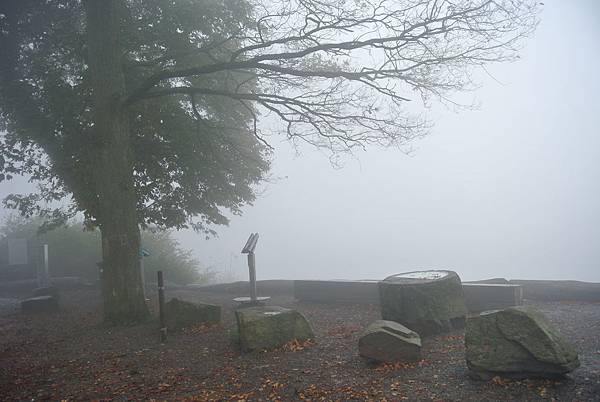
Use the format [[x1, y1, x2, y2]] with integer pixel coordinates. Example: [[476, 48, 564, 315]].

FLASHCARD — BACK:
[[32, 286, 60, 300], [235, 306, 314, 352], [164, 298, 221, 330], [359, 320, 421, 363], [21, 295, 58, 313]]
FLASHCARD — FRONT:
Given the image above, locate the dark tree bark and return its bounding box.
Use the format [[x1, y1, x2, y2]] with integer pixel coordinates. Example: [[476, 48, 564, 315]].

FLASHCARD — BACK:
[[85, 0, 148, 323]]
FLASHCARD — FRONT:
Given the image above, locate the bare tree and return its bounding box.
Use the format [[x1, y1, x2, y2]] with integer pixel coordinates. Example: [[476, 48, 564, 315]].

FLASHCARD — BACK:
[[127, 0, 539, 154]]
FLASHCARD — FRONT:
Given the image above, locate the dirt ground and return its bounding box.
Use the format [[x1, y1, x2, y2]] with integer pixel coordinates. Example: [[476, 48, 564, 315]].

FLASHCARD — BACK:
[[0, 286, 599, 401]]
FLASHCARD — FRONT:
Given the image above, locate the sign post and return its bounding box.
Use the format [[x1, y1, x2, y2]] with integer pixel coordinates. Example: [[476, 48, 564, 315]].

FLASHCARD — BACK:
[[241, 233, 259, 303], [233, 233, 272, 306]]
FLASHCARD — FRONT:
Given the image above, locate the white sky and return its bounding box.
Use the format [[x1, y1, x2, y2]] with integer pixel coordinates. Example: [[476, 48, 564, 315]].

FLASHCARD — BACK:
[[175, 0, 600, 282]]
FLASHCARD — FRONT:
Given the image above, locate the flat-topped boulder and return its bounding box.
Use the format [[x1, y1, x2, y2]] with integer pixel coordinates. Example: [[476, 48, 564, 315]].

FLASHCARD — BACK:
[[165, 298, 221, 330], [235, 306, 313, 352], [359, 320, 421, 363], [21, 295, 59, 314], [378, 270, 467, 336], [466, 307, 580, 379]]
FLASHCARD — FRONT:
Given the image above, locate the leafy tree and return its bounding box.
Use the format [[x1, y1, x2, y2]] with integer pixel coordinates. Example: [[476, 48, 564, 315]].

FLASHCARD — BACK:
[[0, 0, 539, 323]]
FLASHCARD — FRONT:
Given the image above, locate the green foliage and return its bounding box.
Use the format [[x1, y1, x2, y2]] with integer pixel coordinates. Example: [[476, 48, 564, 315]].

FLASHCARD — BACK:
[[140, 229, 215, 285], [0, 0, 269, 233], [0, 215, 101, 279], [0, 216, 210, 284]]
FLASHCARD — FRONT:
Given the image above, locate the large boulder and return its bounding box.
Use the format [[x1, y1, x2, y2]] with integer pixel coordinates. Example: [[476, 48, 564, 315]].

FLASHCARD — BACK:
[[378, 270, 467, 336], [466, 307, 580, 379], [358, 320, 421, 363], [235, 306, 314, 352], [164, 298, 221, 330]]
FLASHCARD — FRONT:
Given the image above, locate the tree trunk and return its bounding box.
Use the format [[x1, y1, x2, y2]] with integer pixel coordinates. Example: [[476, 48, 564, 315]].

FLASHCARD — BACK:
[[85, 0, 148, 323]]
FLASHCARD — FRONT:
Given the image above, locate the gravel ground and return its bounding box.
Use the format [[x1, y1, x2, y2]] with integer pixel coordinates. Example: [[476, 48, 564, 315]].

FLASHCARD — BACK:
[[0, 287, 598, 401]]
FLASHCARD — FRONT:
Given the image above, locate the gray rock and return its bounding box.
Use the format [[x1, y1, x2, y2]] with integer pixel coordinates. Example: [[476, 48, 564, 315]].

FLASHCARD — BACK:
[[164, 298, 221, 330], [358, 320, 421, 363], [379, 270, 467, 336], [235, 306, 314, 352], [466, 307, 580, 379], [21, 295, 59, 313]]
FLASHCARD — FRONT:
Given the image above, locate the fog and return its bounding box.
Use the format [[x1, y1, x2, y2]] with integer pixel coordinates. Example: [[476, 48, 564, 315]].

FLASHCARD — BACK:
[[174, 0, 600, 283], [1, 0, 598, 284]]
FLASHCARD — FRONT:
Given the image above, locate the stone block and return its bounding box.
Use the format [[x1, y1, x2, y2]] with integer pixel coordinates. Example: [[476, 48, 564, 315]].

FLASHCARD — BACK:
[[164, 298, 221, 330], [21, 295, 58, 313], [359, 320, 421, 363], [466, 307, 579, 379], [235, 306, 313, 352]]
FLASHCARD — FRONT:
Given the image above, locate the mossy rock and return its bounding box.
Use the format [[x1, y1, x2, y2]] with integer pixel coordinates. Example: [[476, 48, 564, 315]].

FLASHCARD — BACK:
[[235, 306, 314, 352], [378, 270, 467, 336], [164, 298, 221, 331], [466, 307, 579, 379]]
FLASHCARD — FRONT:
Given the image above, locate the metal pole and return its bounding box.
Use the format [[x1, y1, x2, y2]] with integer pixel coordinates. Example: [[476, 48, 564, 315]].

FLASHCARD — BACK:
[[248, 252, 257, 302], [157, 271, 167, 342]]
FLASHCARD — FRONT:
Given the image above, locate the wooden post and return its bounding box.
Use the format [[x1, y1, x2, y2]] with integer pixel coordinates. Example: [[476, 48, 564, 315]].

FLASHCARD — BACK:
[[157, 270, 167, 342]]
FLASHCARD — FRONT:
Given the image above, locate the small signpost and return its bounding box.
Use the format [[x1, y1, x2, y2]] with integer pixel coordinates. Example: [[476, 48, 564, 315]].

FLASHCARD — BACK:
[[235, 233, 270, 306]]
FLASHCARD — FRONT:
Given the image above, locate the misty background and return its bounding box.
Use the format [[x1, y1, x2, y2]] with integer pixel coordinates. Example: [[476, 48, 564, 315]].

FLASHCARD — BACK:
[[2, 0, 599, 283]]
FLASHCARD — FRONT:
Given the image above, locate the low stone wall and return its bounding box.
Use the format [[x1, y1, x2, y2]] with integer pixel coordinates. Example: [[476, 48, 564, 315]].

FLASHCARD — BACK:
[[191, 280, 295, 295], [510, 280, 600, 302], [467, 279, 600, 302], [462, 283, 523, 312], [228, 278, 600, 305], [294, 280, 525, 311], [294, 280, 380, 304]]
